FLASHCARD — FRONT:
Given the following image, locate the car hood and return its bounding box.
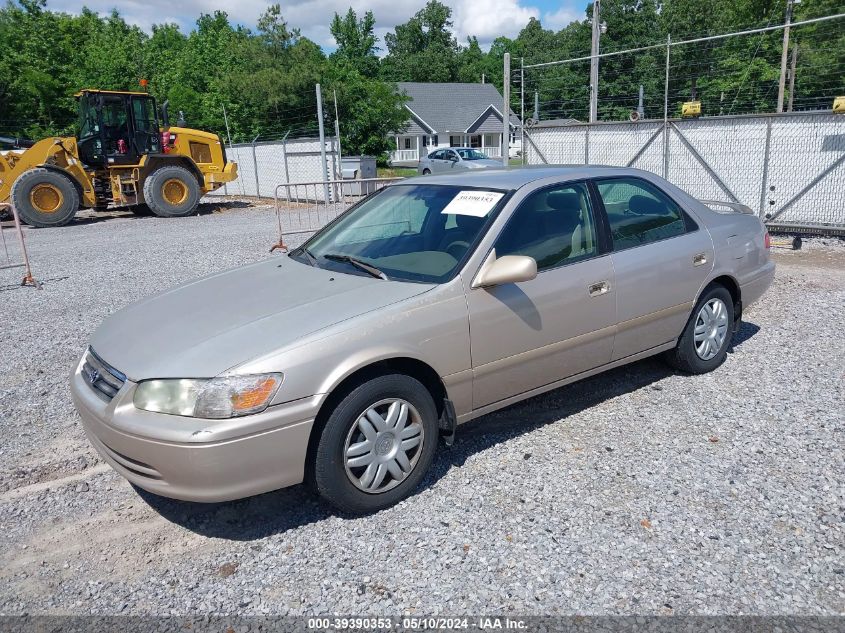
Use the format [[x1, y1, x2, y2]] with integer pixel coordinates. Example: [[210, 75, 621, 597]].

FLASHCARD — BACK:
[[467, 159, 504, 168], [90, 257, 433, 381]]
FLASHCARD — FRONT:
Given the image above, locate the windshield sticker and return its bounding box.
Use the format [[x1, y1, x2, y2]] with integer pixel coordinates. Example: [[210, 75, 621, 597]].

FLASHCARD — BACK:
[[442, 191, 504, 217]]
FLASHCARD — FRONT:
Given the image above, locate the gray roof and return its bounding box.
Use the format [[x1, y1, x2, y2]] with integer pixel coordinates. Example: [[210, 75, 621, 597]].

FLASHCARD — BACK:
[[396, 82, 520, 135]]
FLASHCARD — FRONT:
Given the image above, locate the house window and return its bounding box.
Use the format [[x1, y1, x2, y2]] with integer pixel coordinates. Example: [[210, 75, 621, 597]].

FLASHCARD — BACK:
[[422, 136, 429, 147], [404, 137, 412, 150], [450, 135, 462, 147], [469, 135, 481, 148], [432, 135, 438, 146]]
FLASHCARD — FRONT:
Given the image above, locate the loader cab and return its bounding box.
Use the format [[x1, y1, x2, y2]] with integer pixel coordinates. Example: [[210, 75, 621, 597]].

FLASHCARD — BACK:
[[76, 90, 162, 168]]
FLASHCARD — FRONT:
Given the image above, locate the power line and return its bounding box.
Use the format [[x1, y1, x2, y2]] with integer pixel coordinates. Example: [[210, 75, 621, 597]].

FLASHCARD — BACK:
[[523, 13, 845, 69]]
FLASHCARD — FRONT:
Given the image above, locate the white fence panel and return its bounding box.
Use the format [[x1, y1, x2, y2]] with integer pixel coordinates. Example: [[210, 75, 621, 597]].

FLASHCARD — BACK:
[[523, 112, 845, 232], [210, 137, 338, 198]]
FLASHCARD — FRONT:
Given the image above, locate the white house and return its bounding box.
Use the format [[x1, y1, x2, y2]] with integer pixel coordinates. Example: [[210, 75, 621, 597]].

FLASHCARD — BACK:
[[390, 82, 521, 165]]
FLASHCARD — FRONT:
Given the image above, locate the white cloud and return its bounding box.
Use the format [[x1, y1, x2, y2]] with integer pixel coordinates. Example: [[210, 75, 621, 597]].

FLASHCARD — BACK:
[[47, 0, 568, 50], [451, 0, 539, 45], [543, 4, 583, 30]]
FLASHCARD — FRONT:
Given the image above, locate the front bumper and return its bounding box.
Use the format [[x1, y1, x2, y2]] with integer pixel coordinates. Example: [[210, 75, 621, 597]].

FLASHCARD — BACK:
[[70, 357, 317, 503], [204, 161, 238, 191]]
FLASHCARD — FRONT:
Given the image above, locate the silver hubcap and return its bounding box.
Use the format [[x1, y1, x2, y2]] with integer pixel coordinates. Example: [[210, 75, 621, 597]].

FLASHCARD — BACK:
[[343, 398, 424, 494], [694, 298, 729, 360]]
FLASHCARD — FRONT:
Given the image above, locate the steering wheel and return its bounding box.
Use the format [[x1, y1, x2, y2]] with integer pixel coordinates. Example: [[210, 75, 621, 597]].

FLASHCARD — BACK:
[[444, 240, 470, 259]]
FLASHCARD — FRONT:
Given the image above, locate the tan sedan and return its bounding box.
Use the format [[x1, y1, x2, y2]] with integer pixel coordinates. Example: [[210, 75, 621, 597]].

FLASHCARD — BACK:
[[71, 167, 774, 513]]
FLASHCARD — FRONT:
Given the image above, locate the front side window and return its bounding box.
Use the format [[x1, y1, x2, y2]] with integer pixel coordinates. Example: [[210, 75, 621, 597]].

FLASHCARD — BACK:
[[495, 182, 598, 271], [297, 185, 507, 283], [595, 177, 688, 250]]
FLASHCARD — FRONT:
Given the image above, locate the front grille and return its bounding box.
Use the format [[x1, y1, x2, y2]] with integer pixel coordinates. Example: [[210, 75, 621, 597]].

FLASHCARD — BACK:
[[81, 348, 126, 401]]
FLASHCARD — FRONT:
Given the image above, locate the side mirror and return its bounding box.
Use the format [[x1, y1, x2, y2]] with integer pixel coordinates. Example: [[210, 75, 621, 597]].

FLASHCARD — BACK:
[[473, 252, 537, 288]]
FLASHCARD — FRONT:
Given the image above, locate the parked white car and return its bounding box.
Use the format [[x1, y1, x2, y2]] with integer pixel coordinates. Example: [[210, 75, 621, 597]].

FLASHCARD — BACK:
[[418, 148, 502, 175]]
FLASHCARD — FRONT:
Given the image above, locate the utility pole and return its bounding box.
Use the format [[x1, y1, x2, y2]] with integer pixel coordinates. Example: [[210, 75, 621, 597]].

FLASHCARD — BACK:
[[787, 43, 798, 112], [637, 85, 644, 118], [333, 89, 342, 173], [315, 83, 329, 202], [776, 0, 794, 113], [520, 58, 525, 166], [502, 52, 510, 167], [589, 0, 602, 123], [663, 34, 671, 179]]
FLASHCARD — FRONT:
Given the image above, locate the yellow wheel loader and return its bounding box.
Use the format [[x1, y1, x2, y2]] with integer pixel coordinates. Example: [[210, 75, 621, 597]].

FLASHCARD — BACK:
[[0, 89, 238, 227]]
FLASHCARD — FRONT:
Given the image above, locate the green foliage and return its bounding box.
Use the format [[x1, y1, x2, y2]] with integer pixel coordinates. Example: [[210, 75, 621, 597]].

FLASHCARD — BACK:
[[0, 0, 841, 162], [381, 0, 462, 82], [330, 8, 379, 78]]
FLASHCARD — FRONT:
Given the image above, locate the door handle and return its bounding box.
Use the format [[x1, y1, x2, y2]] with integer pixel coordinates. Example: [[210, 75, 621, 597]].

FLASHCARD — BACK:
[[588, 280, 610, 297], [693, 253, 708, 266]]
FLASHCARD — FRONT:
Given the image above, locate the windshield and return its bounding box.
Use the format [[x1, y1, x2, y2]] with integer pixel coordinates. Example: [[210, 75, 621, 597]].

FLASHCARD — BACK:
[[292, 184, 508, 283], [456, 149, 489, 160]]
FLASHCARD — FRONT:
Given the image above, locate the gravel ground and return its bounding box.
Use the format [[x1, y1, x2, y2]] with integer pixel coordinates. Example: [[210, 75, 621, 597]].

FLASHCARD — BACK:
[[0, 203, 843, 616]]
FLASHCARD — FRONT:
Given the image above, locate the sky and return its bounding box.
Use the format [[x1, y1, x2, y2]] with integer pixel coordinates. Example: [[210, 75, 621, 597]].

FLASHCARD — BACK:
[[46, 0, 589, 51]]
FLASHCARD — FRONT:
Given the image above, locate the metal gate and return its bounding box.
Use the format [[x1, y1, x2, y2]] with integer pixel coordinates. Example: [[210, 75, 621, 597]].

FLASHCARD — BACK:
[[523, 111, 845, 234], [271, 178, 402, 251]]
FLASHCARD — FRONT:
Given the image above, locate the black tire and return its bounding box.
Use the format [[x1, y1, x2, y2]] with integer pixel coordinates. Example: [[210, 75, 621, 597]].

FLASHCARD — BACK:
[[665, 284, 735, 374], [422, 168, 431, 175], [313, 374, 439, 514], [11, 168, 79, 227], [142, 165, 200, 217]]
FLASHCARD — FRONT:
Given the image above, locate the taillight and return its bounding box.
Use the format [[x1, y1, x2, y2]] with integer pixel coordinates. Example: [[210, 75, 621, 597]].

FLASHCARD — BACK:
[[764, 231, 771, 249], [160, 130, 171, 153]]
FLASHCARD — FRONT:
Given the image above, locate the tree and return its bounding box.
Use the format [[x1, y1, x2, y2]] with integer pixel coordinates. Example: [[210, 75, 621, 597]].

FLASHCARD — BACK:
[[381, 0, 461, 82], [328, 67, 409, 160], [330, 9, 379, 78]]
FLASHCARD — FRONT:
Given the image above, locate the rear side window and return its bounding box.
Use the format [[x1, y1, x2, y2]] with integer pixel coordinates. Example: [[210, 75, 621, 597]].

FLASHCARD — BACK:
[[595, 177, 689, 250], [495, 182, 598, 271]]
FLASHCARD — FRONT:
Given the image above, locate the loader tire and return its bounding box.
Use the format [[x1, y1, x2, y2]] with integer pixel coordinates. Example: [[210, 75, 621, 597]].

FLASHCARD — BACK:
[[143, 166, 200, 218], [11, 168, 80, 228]]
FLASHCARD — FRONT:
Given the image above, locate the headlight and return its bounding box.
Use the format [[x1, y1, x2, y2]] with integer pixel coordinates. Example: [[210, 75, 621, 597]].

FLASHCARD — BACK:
[[133, 373, 283, 419]]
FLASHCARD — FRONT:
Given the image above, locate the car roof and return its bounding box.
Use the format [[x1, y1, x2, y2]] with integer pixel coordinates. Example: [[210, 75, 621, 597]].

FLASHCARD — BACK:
[[401, 165, 653, 190]]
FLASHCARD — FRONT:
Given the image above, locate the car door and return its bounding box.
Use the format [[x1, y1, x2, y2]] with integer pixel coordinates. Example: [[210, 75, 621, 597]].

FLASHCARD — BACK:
[[592, 176, 714, 360], [429, 150, 446, 173], [445, 149, 463, 171], [465, 181, 617, 410]]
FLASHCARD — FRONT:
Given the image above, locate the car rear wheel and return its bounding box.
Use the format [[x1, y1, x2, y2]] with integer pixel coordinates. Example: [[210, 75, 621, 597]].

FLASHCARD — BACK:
[[11, 168, 79, 227], [665, 284, 734, 374], [313, 374, 439, 514], [422, 168, 431, 175]]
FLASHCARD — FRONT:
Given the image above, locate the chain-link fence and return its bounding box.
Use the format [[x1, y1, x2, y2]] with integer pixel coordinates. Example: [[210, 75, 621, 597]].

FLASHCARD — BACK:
[[209, 136, 340, 199], [523, 111, 845, 232], [516, 11, 845, 233]]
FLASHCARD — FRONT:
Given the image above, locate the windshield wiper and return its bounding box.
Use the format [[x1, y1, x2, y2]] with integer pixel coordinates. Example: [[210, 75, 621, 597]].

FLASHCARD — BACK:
[[322, 253, 388, 280]]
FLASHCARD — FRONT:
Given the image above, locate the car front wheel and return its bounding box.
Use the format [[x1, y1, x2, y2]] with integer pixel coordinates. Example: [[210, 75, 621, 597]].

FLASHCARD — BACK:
[[665, 284, 734, 374], [313, 374, 439, 514]]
